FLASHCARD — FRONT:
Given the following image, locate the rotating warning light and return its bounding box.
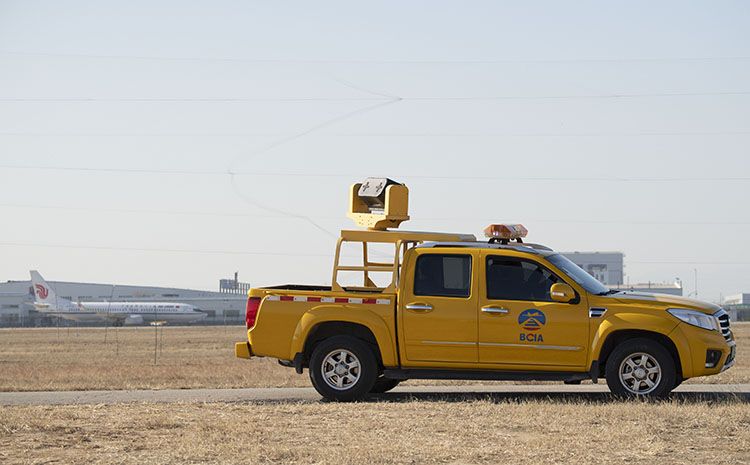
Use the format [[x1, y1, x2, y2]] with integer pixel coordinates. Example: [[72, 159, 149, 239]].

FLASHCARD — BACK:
[[484, 224, 528, 240]]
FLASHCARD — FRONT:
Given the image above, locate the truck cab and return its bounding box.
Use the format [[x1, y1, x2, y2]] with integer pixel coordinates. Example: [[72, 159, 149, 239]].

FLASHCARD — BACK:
[[236, 179, 735, 401]]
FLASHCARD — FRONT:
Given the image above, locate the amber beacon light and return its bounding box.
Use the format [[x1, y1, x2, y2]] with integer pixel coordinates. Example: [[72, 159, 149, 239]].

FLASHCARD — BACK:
[[484, 224, 528, 244]]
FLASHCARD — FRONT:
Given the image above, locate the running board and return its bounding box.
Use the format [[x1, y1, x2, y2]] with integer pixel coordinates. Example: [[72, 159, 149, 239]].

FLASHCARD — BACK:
[[383, 368, 591, 383]]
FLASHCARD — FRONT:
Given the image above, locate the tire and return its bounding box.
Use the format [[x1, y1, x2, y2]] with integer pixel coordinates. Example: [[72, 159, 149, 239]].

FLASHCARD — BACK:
[[605, 338, 677, 398], [309, 335, 378, 402], [370, 376, 401, 394]]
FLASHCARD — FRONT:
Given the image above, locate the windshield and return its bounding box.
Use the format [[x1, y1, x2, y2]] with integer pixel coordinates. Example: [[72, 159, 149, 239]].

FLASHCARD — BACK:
[[545, 254, 611, 295]]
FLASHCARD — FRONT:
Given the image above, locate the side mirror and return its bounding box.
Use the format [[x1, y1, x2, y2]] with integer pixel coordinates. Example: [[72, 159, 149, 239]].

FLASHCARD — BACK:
[[550, 283, 576, 303]]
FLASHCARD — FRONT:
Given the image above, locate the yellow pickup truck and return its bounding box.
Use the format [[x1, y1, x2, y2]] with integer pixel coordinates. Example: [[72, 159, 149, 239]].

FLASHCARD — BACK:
[[236, 178, 736, 401]]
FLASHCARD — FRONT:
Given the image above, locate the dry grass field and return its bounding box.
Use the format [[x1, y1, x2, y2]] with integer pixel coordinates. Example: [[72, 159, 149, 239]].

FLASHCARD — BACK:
[[1, 325, 749, 464], [1, 398, 748, 464], [0, 323, 748, 392]]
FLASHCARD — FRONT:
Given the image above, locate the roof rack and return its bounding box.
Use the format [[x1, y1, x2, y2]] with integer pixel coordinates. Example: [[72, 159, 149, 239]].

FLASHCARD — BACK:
[[332, 229, 476, 293]]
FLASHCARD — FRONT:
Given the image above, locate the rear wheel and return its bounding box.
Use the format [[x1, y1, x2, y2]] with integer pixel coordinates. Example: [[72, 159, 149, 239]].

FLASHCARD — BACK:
[[309, 336, 378, 402], [605, 338, 676, 398], [370, 376, 401, 394]]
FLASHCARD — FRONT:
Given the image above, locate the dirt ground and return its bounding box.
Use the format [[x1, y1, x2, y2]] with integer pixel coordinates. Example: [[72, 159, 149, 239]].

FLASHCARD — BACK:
[[0, 323, 748, 392], [1, 397, 748, 465]]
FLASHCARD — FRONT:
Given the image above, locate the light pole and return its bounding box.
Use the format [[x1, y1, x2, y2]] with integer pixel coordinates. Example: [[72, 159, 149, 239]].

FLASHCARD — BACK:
[[694, 268, 698, 298], [688, 269, 699, 298]]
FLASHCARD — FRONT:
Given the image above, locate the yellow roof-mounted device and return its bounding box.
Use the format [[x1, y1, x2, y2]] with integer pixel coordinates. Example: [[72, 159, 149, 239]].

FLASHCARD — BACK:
[[334, 177, 475, 293], [348, 177, 410, 230]]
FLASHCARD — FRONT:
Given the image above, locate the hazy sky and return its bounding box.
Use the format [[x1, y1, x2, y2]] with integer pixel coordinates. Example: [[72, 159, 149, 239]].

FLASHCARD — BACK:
[[1, 0, 749, 302]]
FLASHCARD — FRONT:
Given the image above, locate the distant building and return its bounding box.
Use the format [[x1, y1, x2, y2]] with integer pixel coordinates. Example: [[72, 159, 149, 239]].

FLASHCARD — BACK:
[[219, 272, 252, 295], [0, 278, 247, 327], [610, 282, 684, 296], [724, 294, 750, 322], [724, 294, 750, 306], [561, 252, 624, 286]]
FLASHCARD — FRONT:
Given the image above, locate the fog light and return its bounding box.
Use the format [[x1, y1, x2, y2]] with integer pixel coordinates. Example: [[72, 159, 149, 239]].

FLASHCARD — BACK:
[[705, 350, 722, 368]]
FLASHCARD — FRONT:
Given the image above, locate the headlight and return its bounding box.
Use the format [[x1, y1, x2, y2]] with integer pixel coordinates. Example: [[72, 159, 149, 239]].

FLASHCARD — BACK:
[[668, 308, 720, 331]]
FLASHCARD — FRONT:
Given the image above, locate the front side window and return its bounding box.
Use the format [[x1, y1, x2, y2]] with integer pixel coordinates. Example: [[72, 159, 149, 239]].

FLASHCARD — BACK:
[[414, 254, 472, 298], [545, 254, 609, 295], [486, 256, 560, 302]]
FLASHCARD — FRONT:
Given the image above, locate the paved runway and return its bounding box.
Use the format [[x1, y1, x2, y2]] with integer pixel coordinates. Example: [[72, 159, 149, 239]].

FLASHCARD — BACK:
[[1, 384, 748, 406]]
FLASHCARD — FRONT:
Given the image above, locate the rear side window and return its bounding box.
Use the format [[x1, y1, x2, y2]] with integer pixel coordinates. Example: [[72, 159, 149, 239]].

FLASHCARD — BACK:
[[486, 256, 560, 302], [414, 254, 472, 298]]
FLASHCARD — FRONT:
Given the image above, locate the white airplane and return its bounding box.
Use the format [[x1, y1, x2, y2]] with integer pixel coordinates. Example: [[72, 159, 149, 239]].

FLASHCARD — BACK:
[[30, 270, 207, 325]]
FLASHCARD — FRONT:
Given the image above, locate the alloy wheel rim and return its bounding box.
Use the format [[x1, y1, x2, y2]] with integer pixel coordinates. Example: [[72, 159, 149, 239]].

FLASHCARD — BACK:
[[619, 352, 662, 395], [321, 349, 361, 391]]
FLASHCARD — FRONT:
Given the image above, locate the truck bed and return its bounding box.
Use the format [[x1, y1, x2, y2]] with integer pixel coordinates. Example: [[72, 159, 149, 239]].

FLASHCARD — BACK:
[[246, 284, 398, 366], [253, 284, 393, 295]]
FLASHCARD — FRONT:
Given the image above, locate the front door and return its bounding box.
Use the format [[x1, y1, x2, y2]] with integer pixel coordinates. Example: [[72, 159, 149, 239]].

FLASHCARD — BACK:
[[478, 254, 590, 368], [400, 250, 478, 364]]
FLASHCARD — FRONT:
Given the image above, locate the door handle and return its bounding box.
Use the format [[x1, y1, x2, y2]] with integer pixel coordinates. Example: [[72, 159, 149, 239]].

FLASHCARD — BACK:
[[405, 303, 433, 312], [482, 306, 509, 315]]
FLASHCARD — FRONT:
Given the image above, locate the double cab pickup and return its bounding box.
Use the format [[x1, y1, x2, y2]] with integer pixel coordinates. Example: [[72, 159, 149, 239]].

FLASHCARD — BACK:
[[236, 179, 735, 401]]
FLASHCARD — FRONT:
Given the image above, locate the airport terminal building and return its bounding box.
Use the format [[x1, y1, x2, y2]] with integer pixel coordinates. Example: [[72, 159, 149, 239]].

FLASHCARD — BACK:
[[724, 294, 750, 322], [0, 277, 248, 327], [561, 252, 625, 286]]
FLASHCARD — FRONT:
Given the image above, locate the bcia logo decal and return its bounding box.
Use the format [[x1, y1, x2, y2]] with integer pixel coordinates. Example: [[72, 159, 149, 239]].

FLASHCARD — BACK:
[[518, 309, 545, 331], [519, 309, 546, 342]]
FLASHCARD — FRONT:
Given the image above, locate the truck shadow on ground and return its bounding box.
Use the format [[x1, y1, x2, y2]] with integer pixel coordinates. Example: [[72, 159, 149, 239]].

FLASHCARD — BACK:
[[364, 391, 750, 404]]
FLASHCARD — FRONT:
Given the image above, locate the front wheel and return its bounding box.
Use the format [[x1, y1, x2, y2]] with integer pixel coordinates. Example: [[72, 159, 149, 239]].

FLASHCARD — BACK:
[[309, 336, 378, 402], [605, 338, 676, 398]]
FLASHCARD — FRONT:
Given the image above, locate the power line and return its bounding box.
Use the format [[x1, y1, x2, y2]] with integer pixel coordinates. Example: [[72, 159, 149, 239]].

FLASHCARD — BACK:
[[2, 241, 748, 266], [0, 97, 386, 102], [4, 50, 750, 64], [629, 261, 750, 265], [1, 165, 749, 183], [3, 203, 750, 226], [0, 203, 319, 219], [0, 241, 332, 257], [0, 165, 224, 175], [321, 131, 750, 138], [1, 131, 750, 138], [4, 202, 750, 227], [3, 91, 749, 102]]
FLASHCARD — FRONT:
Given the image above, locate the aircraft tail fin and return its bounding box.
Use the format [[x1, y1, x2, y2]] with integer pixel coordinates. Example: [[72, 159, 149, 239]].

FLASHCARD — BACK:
[[29, 270, 70, 310]]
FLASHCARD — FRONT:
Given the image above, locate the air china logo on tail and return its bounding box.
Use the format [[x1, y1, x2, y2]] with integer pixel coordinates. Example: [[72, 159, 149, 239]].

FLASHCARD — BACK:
[[35, 284, 49, 300]]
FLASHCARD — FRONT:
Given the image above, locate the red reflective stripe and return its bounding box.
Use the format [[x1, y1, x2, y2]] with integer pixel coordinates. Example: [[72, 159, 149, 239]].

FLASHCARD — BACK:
[[268, 295, 390, 305]]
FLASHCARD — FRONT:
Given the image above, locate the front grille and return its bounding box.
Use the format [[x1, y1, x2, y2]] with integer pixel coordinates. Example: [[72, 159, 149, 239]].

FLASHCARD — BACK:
[[716, 309, 732, 341]]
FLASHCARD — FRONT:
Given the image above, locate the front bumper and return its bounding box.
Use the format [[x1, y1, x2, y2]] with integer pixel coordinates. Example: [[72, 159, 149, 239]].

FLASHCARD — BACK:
[[235, 341, 253, 359], [721, 341, 737, 372], [671, 323, 735, 378]]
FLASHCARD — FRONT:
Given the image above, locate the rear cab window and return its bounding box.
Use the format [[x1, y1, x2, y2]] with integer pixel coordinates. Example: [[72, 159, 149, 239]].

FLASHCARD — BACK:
[[414, 254, 472, 298]]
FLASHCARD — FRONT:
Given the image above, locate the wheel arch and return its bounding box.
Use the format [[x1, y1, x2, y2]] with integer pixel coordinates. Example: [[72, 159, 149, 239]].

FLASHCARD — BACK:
[[596, 329, 683, 381], [291, 307, 397, 368]]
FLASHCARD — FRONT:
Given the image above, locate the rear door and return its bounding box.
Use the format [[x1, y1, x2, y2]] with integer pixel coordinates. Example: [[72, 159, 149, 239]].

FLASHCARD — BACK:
[[399, 249, 478, 364], [478, 253, 590, 368]]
